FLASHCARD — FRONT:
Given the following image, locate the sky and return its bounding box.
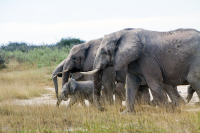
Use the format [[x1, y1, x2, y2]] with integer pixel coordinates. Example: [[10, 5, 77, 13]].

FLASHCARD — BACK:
[[0, 0, 200, 45]]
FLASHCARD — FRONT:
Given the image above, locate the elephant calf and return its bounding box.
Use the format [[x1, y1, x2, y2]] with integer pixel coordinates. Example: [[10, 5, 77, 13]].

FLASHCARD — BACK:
[[57, 78, 103, 108]]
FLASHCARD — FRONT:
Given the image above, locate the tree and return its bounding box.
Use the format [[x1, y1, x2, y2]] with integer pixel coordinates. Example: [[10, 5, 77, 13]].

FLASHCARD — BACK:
[[57, 37, 85, 47]]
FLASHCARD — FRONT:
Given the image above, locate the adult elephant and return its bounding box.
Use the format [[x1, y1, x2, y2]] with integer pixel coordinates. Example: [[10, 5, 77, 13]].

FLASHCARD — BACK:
[[52, 38, 116, 106], [81, 28, 199, 113]]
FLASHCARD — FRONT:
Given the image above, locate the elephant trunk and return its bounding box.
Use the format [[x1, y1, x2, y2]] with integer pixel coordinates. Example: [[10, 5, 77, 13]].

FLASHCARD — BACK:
[[57, 92, 68, 106], [62, 70, 70, 87], [52, 64, 66, 100], [52, 76, 59, 99]]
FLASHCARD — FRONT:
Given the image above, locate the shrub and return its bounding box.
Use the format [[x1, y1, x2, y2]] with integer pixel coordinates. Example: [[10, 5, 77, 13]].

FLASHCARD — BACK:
[[0, 49, 6, 69], [56, 37, 85, 47]]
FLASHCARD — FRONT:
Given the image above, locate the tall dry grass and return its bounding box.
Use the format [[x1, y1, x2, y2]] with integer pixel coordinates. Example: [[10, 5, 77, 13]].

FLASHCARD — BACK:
[[1, 103, 200, 132], [0, 61, 53, 102], [1, 61, 200, 132]]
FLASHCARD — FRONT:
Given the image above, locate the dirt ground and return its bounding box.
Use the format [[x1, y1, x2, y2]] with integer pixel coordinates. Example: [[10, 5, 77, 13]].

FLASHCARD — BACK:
[[3, 85, 199, 111]]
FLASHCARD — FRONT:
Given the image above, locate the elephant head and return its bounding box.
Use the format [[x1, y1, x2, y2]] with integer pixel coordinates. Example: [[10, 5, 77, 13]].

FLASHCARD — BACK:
[[57, 78, 78, 106], [81, 28, 142, 74], [52, 38, 102, 101]]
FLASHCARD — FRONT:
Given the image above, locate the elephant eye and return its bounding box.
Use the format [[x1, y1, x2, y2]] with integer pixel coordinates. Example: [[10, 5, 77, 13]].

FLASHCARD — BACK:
[[71, 56, 76, 60], [101, 49, 106, 54]]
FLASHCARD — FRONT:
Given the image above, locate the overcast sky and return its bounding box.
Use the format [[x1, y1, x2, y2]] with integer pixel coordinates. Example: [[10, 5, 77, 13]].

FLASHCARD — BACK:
[[0, 0, 200, 45]]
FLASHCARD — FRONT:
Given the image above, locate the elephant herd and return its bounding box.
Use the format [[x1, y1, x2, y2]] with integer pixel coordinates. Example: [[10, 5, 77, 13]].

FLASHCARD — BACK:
[[52, 28, 200, 113]]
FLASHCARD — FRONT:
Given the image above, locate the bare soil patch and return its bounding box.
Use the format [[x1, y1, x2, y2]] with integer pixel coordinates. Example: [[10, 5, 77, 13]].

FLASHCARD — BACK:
[[2, 85, 200, 111]]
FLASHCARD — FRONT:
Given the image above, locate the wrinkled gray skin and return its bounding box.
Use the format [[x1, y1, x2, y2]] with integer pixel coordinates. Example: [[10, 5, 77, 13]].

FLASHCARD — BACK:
[[57, 78, 103, 107], [52, 38, 116, 106], [84, 28, 199, 113]]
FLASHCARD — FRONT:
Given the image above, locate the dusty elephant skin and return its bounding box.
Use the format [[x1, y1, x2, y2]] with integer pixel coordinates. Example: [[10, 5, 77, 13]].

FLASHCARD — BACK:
[[57, 78, 102, 107], [52, 38, 116, 106], [83, 28, 200, 113]]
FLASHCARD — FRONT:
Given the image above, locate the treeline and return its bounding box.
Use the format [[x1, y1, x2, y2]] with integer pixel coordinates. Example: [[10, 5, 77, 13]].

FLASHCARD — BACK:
[[0, 37, 85, 69]]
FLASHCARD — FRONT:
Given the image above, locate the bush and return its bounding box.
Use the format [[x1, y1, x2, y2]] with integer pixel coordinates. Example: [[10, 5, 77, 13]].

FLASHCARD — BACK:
[[9, 46, 70, 67], [56, 37, 85, 47], [0, 49, 6, 69], [0, 37, 85, 68], [1, 42, 28, 52]]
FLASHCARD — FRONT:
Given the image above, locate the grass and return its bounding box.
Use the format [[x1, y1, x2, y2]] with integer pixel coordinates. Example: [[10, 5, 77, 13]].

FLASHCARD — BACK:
[[1, 104, 200, 132], [1, 61, 200, 132], [0, 60, 53, 102]]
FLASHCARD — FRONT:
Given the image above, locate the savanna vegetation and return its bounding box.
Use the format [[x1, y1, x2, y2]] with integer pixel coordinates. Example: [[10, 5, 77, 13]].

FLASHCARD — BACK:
[[0, 38, 200, 132]]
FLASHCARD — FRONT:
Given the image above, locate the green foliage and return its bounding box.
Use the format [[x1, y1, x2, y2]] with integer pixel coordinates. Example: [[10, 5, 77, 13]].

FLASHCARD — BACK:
[[0, 46, 70, 68], [56, 37, 85, 47], [1, 42, 28, 52], [0, 37, 84, 68], [15, 46, 70, 67], [0, 49, 6, 68]]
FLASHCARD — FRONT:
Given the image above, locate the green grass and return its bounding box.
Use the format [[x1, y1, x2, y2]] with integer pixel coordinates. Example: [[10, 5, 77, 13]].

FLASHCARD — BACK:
[[1, 46, 70, 69]]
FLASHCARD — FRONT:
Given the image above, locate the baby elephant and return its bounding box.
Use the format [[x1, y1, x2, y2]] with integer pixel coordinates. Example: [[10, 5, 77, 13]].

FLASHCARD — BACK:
[[57, 78, 101, 108]]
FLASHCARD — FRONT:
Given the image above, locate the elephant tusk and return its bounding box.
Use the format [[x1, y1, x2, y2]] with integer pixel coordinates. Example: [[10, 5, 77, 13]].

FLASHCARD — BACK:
[[80, 69, 100, 75], [53, 69, 70, 78]]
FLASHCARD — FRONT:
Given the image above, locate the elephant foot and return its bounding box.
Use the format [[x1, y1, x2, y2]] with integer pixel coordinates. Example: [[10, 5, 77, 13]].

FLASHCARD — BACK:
[[194, 102, 200, 106], [121, 108, 135, 114], [56, 99, 62, 107]]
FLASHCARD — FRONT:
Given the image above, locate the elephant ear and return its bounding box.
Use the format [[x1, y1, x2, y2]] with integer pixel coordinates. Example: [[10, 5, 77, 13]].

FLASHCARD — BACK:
[[82, 38, 102, 71], [114, 31, 142, 70], [69, 78, 77, 94]]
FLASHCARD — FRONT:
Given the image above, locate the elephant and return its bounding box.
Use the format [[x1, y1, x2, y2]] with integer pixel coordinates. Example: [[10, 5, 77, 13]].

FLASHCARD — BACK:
[[57, 77, 104, 107], [81, 28, 199, 113], [52, 38, 116, 106]]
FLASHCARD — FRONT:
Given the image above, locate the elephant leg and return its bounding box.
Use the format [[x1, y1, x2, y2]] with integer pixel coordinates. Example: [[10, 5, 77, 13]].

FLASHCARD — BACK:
[[115, 93, 122, 106], [79, 99, 87, 107], [140, 86, 150, 105], [187, 68, 200, 104], [114, 83, 125, 106], [93, 70, 104, 111], [150, 89, 168, 106], [122, 72, 141, 113], [102, 67, 116, 106], [186, 85, 195, 103], [136, 85, 150, 105], [148, 79, 171, 108], [164, 85, 185, 106], [67, 96, 78, 108]]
